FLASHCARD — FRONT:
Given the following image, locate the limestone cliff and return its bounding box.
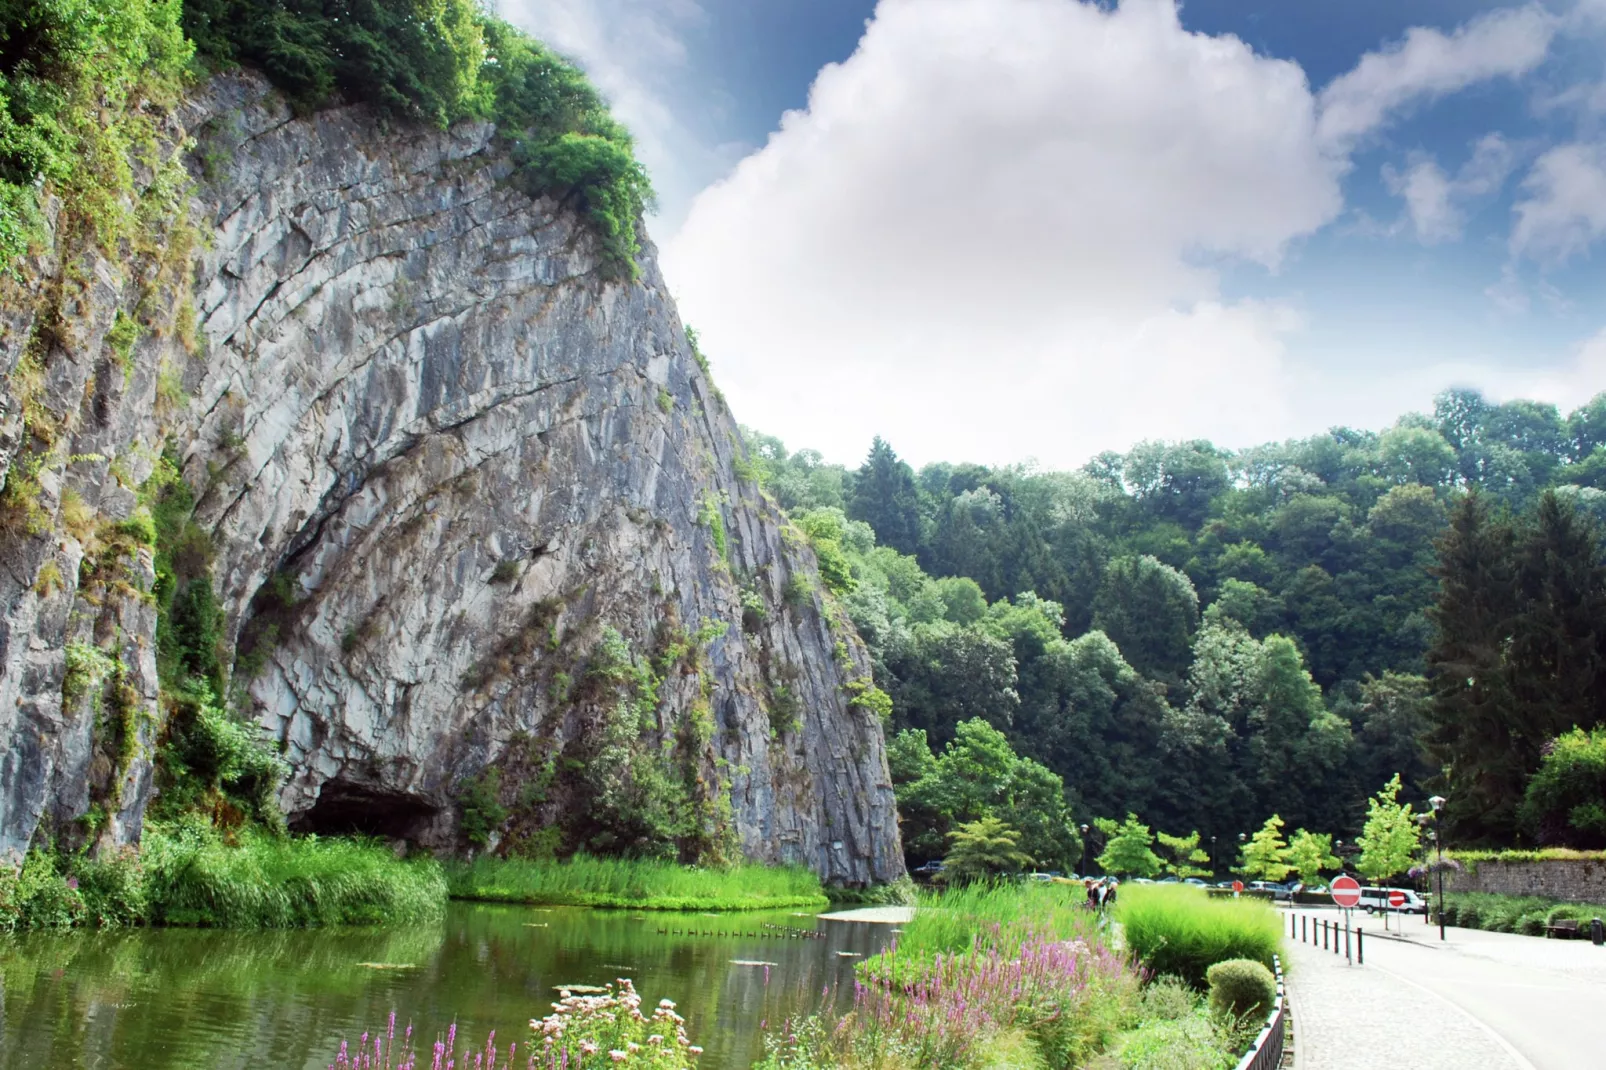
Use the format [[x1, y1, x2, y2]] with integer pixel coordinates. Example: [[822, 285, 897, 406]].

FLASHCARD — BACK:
[[0, 72, 903, 886]]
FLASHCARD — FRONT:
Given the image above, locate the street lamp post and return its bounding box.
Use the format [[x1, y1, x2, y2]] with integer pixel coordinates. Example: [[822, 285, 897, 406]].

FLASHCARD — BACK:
[[1430, 795, 1447, 942], [1079, 823, 1089, 877]]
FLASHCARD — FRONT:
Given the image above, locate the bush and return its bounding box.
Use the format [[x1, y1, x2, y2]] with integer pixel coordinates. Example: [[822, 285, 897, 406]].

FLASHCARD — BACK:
[[1518, 726, 1606, 848], [1117, 885, 1282, 989], [1206, 959, 1277, 1022], [1138, 976, 1197, 1022], [1114, 1011, 1235, 1070]]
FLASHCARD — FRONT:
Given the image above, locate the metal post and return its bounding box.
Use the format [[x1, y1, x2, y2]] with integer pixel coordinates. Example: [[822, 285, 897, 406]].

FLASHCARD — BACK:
[[1323, 919, 1328, 950], [1357, 927, 1364, 965], [1345, 911, 1352, 964], [1593, 918, 1603, 947], [1430, 795, 1447, 942], [1302, 915, 1307, 943]]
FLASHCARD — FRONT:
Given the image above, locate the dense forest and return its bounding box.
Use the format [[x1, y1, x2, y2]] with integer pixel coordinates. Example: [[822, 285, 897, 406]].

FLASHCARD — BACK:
[[746, 387, 1606, 865]]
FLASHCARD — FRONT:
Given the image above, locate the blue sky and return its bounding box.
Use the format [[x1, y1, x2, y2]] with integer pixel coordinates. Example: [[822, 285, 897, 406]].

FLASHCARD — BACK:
[[499, 0, 1606, 468]]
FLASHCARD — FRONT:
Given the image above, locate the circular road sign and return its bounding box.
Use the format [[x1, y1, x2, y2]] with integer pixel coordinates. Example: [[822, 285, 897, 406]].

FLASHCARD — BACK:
[[1331, 875, 1361, 909], [1389, 890, 1407, 909]]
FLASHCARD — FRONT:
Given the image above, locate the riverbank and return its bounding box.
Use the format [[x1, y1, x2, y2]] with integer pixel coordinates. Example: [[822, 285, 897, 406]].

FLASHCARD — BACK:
[[445, 854, 831, 911], [0, 821, 446, 931]]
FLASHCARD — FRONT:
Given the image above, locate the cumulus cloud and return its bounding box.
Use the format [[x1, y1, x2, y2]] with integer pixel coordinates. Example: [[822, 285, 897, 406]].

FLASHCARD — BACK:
[[1314, 4, 1555, 154], [1384, 135, 1515, 243], [664, 0, 1342, 465], [1509, 140, 1606, 265]]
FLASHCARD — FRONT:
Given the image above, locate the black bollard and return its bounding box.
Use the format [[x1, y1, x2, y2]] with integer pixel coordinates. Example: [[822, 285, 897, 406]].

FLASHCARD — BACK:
[[1323, 919, 1329, 950], [1357, 927, 1364, 965], [1593, 918, 1603, 946], [1302, 915, 1307, 943]]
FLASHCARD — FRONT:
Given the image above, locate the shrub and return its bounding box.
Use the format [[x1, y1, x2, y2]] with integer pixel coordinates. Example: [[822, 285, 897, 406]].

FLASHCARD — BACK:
[[1205, 959, 1276, 1022], [1115, 1011, 1235, 1070], [1138, 976, 1198, 1022], [445, 854, 828, 912], [1117, 885, 1282, 989], [1518, 726, 1606, 848]]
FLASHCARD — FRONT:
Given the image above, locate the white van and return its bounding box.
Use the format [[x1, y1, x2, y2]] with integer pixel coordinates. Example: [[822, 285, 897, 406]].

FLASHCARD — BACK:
[[1358, 886, 1428, 915]]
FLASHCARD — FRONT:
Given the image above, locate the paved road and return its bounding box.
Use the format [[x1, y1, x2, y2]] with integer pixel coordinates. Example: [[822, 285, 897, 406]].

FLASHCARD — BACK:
[[1284, 909, 1606, 1070]]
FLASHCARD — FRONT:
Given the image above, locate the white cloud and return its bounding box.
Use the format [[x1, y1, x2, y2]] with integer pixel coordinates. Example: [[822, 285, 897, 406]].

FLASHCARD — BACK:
[[1510, 140, 1606, 265], [664, 0, 1341, 466], [492, 0, 743, 232], [1315, 5, 1554, 154], [1384, 134, 1515, 243]]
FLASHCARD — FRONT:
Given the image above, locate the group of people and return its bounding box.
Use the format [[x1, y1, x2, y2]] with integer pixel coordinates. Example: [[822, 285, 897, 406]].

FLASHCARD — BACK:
[[1083, 876, 1119, 911]]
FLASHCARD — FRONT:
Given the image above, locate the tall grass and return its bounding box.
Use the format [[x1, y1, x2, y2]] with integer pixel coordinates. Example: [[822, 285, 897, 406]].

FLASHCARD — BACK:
[[1116, 884, 1282, 989], [445, 854, 828, 911], [869, 881, 1092, 972], [141, 823, 447, 928]]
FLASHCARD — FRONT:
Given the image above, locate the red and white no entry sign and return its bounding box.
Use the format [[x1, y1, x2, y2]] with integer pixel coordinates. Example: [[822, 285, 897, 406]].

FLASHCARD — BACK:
[[1331, 875, 1361, 908], [1389, 890, 1407, 908]]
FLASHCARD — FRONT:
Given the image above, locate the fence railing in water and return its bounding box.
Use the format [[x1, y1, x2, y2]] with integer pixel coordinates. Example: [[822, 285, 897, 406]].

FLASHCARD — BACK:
[[1233, 954, 1286, 1070]]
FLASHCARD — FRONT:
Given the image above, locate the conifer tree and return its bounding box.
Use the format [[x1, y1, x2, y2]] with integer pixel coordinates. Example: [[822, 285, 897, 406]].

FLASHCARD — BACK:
[[848, 437, 925, 556], [1236, 815, 1291, 881]]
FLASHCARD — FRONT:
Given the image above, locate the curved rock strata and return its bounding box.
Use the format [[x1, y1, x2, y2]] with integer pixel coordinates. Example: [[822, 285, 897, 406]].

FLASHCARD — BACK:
[[0, 72, 903, 886]]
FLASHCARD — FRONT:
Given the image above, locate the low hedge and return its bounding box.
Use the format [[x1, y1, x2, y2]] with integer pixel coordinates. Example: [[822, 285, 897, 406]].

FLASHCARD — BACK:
[[1439, 892, 1601, 936]]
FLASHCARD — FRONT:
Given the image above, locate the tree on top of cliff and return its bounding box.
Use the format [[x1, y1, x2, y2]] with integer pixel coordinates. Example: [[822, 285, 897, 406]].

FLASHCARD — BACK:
[[181, 0, 653, 274]]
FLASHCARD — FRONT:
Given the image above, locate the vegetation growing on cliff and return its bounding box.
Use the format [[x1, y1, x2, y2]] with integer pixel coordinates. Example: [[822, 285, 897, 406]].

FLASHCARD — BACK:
[[181, 0, 653, 274]]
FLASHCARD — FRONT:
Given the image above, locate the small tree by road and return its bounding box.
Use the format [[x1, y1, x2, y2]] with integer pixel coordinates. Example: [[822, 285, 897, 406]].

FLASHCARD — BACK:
[[1095, 814, 1162, 878], [1356, 774, 1421, 883], [1285, 829, 1340, 882], [1156, 829, 1212, 879], [1236, 815, 1291, 881]]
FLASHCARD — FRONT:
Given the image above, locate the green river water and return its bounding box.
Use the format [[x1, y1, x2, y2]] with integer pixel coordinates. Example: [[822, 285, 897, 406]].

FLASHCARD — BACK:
[[0, 902, 896, 1069]]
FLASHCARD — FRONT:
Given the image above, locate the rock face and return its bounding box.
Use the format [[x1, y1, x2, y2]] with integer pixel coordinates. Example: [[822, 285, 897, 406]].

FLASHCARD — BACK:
[[0, 72, 903, 885]]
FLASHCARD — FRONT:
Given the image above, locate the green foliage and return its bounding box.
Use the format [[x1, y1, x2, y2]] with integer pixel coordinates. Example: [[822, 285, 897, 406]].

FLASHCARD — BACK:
[[1355, 774, 1420, 882], [844, 677, 892, 721], [141, 820, 446, 927], [1092, 554, 1199, 681], [489, 558, 520, 584], [1518, 726, 1606, 847], [940, 816, 1032, 883], [0, 0, 192, 271], [1112, 1010, 1235, 1070], [697, 494, 728, 561], [892, 719, 1081, 872], [1156, 829, 1212, 880], [1283, 828, 1340, 881], [183, 1, 652, 275], [1440, 891, 1600, 936], [1116, 884, 1282, 989], [444, 854, 827, 911], [794, 508, 858, 595], [1205, 959, 1277, 1022], [456, 768, 509, 847], [1096, 814, 1162, 878], [151, 681, 287, 826], [1235, 815, 1290, 882]]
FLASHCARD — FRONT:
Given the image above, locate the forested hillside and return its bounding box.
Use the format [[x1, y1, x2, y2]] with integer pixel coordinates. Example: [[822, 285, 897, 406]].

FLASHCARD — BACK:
[[747, 388, 1606, 860]]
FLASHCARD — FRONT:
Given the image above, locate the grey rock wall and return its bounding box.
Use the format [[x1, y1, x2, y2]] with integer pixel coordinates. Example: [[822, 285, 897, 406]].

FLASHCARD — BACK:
[[0, 71, 903, 885]]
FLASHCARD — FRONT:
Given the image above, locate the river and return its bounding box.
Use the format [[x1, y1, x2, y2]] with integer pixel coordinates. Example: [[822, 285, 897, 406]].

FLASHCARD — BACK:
[[0, 902, 898, 1069]]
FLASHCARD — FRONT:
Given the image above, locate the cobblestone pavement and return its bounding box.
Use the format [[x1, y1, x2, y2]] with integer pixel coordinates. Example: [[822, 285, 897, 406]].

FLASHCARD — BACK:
[[1285, 909, 1606, 1070]]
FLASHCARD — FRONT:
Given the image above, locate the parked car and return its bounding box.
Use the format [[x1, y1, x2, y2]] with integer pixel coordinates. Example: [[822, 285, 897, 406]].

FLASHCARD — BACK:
[[1157, 876, 1181, 884], [1358, 886, 1429, 915], [1027, 872, 1056, 882], [911, 860, 945, 877], [1183, 877, 1208, 887]]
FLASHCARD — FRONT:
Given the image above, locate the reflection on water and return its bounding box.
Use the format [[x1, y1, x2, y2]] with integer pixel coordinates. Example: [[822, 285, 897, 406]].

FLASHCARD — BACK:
[[0, 903, 894, 1070]]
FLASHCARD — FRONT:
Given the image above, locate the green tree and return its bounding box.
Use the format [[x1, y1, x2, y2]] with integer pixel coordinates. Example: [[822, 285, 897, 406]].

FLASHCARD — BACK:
[[942, 817, 1032, 883], [1517, 727, 1606, 848], [1091, 555, 1200, 681], [1155, 829, 1212, 879], [1236, 815, 1290, 881], [1355, 775, 1421, 883], [1094, 814, 1162, 878], [848, 437, 925, 556], [1284, 829, 1340, 882]]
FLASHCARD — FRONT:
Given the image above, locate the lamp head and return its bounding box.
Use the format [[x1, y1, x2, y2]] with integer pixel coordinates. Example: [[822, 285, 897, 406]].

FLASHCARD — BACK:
[[1429, 795, 1446, 812]]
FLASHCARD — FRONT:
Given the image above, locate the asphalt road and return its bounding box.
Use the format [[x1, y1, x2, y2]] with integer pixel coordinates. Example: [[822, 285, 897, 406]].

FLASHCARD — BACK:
[[1285, 908, 1606, 1070]]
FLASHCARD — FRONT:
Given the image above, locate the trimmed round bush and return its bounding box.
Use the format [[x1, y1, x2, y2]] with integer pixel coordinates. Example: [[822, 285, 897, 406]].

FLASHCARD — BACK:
[[1516, 912, 1547, 937], [1206, 959, 1277, 1022]]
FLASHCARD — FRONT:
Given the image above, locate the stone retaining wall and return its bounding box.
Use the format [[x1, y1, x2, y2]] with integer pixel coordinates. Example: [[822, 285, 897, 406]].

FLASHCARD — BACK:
[[1443, 858, 1606, 905]]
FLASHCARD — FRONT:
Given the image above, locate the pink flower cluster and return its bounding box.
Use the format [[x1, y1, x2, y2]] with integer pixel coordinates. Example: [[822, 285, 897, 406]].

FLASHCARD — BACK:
[[326, 982, 702, 1070]]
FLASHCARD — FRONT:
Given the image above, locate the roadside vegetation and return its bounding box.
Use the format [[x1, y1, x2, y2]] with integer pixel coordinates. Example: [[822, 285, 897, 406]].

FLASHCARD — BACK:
[[445, 854, 829, 912], [753, 881, 1279, 1070], [1116, 884, 1282, 988], [1439, 891, 1603, 937]]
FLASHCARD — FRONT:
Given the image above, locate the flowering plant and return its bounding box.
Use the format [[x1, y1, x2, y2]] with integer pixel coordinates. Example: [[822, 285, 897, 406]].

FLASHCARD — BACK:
[[532, 979, 702, 1068]]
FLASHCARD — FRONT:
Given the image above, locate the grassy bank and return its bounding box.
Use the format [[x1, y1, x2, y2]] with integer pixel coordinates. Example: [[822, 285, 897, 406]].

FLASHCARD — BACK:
[[445, 854, 829, 911], [758, 881, 1261, 1069], [1, 821, 445, 931], [1440, 891, 1603, 936], [1117, 883, 1283, 988]]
